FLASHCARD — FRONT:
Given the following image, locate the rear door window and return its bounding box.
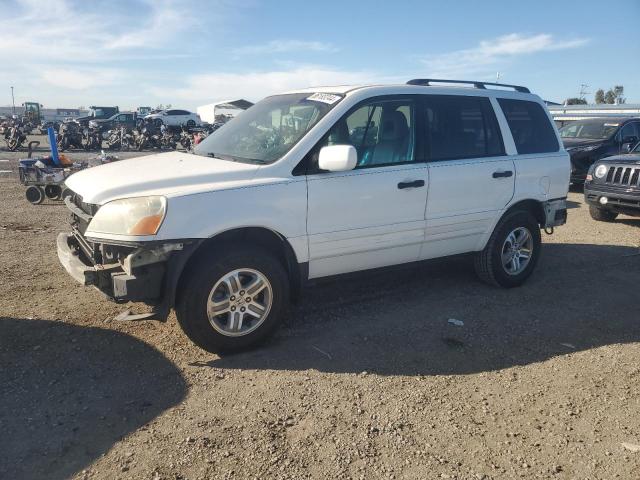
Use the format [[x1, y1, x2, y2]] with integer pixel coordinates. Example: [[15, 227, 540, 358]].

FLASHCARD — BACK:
[[424, 95, 504, 161], [498, 99, 559, 154]]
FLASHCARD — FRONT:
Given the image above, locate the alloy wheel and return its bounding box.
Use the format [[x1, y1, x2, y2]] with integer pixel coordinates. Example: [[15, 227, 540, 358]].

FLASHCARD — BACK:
[[501, 227, 533, 275], [206, 268, 273, 337]]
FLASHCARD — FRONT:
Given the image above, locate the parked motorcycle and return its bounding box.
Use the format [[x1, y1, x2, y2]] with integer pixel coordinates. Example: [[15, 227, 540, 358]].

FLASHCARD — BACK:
[[135, 126, 162, 151], [4, 121, 27, 151], [106, 126, 134, 151], [179, 125, 193, 151], [158, 124, 177, 149], [83, 125, 103, 151], [57, 121, 84, 151]]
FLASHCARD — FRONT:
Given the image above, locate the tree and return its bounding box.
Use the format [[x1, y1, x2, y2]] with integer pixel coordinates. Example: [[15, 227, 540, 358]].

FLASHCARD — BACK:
[[612, 85, 625, 104], [565, 97, 588, 105], [597, 85, 625, 104], [605, 90, 616, 104]]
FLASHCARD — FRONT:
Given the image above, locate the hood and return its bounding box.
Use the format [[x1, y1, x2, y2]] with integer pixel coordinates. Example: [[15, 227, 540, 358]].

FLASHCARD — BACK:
[[65, 151, 264, 205], [596, 153, 640, 165], [562, 138, 604, 149]]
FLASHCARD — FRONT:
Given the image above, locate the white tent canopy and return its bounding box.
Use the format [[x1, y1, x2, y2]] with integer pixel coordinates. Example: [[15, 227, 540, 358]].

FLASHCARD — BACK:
[[197, 99, 254, 124]]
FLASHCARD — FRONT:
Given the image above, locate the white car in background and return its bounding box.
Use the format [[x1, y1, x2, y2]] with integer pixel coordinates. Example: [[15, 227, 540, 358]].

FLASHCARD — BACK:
[[145, 109, 201, 128]]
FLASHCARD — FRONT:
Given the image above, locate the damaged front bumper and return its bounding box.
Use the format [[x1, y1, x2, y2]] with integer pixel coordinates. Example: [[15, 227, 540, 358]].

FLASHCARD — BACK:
[[57, 232, 196, 318]]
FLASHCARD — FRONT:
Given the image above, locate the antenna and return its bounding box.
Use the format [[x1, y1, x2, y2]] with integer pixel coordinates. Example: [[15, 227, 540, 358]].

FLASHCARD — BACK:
[[579, 84, 590, 101]]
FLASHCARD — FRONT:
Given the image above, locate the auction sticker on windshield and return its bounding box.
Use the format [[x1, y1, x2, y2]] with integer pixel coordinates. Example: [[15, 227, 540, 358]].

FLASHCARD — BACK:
[[306, 93, 342, 105]]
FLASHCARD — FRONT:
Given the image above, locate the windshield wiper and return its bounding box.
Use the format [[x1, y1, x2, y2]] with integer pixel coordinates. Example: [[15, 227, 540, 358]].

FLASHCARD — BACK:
[[206, 152, 235, 162], [207, 153, 268, 164]]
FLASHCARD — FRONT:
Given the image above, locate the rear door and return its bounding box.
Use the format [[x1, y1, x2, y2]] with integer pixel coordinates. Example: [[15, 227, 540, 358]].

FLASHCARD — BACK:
[[422, 94, 514, 259]]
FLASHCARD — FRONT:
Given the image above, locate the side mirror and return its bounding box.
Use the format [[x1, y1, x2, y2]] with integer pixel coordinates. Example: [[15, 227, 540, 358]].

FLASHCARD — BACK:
[[318, 145, 357, 172]]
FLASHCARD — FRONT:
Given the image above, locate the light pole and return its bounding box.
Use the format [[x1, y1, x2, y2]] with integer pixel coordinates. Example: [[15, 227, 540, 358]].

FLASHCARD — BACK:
[[11, 86, 15, 114]]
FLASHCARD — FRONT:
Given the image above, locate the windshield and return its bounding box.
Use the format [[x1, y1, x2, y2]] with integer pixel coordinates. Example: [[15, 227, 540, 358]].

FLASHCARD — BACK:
[[194, 92, 342, 164], [559, 120, 619, 140]]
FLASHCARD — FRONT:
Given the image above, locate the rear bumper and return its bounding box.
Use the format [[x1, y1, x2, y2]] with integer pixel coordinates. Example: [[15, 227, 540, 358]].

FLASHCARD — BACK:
[[57, 232, 165, 304], [543, 198, 568, 228]]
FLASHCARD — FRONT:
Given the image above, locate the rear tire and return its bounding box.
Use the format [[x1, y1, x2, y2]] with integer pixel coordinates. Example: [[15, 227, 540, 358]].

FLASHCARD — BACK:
[[176, 245, 289, 353], [474, 210, 541, 288], [25, 186, 44, 205], [589, 205, 618, 222]]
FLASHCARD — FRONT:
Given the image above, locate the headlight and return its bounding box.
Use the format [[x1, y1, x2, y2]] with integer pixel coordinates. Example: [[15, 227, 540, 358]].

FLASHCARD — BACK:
[[594, 165, 608, 179], [86, 196, 166, 236]]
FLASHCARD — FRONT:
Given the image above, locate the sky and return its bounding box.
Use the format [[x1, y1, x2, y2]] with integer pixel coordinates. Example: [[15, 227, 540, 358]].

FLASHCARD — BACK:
[[1, 0, 639, 110]]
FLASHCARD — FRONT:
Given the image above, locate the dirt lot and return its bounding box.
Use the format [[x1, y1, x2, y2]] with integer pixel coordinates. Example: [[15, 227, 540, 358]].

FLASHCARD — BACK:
[[1, 137, 640, 480]]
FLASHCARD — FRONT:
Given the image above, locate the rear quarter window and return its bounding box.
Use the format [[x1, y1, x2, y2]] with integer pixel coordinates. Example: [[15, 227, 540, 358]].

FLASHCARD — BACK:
[[498, 99, 559, 154]]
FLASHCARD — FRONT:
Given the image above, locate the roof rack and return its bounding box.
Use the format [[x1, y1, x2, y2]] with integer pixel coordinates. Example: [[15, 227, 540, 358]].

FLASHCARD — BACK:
[[406, 78, 530, 94]]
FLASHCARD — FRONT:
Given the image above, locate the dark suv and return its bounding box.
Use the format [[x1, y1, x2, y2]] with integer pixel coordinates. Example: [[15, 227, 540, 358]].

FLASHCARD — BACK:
[[89, 112, 138, 133], [584, 141, 640, 221], [559, 117, 640, 183], [76, 106, 120, 126]]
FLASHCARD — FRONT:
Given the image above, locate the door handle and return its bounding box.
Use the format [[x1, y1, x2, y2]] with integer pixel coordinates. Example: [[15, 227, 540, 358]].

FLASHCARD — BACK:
[[492, 170, 513, 178], [397, 180, 425, 189]]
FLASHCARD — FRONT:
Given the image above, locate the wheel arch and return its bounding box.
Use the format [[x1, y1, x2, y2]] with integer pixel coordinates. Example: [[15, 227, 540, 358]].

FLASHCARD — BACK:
[[476, 198, 546, 251], [502, 199, 546, 226], [174, 226, 305, 308]]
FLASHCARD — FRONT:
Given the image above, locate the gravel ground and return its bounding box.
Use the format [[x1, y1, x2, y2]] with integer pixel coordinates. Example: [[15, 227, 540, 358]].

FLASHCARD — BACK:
[[1, 136, 640, 480]]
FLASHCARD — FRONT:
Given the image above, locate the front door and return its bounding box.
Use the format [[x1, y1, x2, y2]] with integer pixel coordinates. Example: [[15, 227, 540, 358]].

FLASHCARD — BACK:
[[306, 96, 429, 278]]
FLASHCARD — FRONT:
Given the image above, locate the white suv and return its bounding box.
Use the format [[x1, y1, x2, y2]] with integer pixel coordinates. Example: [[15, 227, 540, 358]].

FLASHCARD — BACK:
[[58, 79, 569, 353], [144, 109, 201, 128]]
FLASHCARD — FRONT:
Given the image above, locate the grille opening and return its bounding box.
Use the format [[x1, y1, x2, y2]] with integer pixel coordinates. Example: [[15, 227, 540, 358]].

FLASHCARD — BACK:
[[613, 167, 623, 183], [604, 165, 640, 187]]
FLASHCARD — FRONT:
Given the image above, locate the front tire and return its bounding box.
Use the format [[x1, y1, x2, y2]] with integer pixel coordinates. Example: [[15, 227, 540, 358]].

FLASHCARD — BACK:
[[176, 245, 289, 353], [589, 205, 618, 222], [474, 210, 541, 288]]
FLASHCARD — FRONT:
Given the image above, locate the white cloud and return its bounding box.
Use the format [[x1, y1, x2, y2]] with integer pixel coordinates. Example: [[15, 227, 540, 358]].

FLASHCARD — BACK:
[[38, 67, 124, 90], [105, 0, 192, 49], [420, 33, 589, 77], [0, 0, 200, 61], [233, 39, 338, 55], [151, 66, 376, 104]]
